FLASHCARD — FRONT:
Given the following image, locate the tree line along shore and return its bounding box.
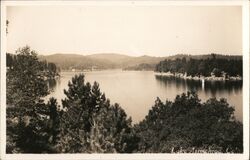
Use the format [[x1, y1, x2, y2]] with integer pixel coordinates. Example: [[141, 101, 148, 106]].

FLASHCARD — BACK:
[[6, 46, 243, 153], [154, 55, 242, 81]]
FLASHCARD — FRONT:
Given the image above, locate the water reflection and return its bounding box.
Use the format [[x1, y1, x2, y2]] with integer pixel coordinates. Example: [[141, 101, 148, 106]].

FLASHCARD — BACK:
[[155, 75, 242, 96], [45, 71, 242, 123], [204, 80, 242, 96], [47, 79, 57, 91], [47, 78, 62, 93]]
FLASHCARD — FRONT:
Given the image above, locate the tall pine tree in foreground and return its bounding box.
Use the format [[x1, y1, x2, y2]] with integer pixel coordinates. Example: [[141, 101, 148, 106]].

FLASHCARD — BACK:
[[6, 46, 61, 153], [59, 74, 138, 153]]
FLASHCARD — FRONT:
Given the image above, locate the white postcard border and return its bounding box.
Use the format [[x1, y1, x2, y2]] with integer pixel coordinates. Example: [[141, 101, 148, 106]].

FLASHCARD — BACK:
[[1, 1, 249, 160]]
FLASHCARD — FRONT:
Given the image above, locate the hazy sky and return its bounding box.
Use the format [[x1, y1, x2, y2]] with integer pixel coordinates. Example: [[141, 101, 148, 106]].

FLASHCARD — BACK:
[[7, 5, 242, 56]]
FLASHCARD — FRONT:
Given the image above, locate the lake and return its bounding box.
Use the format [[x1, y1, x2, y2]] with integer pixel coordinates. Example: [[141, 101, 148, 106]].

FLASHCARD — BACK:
[[46, 70, 243, 124]]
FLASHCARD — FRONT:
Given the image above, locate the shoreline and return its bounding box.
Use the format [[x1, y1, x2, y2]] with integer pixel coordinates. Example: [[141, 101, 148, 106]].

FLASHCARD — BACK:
[[154, 72, 242, 81]]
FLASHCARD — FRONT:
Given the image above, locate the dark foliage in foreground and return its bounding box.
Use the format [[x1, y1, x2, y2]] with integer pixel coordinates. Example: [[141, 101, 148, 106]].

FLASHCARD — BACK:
[[135, 91, 243, 153], [6, 47, 243, 153], [7, 52, 60, 79], [58, 74, 138, 153], [6, 46, 62, 153]]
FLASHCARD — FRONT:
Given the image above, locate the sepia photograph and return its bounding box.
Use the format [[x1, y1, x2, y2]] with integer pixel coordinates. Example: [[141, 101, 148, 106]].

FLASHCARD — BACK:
[[0, 1, 249, 160]]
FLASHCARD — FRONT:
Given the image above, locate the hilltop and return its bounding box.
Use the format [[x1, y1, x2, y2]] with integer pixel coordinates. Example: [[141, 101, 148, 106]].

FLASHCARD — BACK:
[[38, 53, 242, 71]]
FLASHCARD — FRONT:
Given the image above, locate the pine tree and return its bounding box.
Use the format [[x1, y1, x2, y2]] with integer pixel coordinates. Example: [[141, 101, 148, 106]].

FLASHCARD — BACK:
[[6, 46, 61, 153], [135, 91, 243, 153], [47, 97, 61, 146], [60, 74, 138, 153], [89, 104, 138, 153], [7, 46, 48, 109]]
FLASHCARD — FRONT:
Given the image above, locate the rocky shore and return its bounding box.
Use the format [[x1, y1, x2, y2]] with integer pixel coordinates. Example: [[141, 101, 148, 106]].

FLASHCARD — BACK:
[[154, 72, 242, 81]]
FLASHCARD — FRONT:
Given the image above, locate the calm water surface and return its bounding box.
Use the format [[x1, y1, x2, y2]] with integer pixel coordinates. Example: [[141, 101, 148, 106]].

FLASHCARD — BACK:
[[46, 70, 242, 124]]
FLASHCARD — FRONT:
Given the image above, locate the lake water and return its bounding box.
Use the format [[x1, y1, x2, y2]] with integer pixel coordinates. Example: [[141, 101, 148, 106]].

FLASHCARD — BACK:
[[46, 70, 243, 124]]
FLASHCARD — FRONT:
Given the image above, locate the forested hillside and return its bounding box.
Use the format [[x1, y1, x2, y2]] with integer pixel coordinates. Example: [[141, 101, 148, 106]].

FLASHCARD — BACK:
[[38, 54, 165, 71], [38, 53, 242, 72], [123, 63, 156, 71], [155, 54, 242, 77]]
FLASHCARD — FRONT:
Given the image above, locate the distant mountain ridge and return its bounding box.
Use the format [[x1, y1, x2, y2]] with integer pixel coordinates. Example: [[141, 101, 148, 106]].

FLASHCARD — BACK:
[[38, 53, 242, 71]]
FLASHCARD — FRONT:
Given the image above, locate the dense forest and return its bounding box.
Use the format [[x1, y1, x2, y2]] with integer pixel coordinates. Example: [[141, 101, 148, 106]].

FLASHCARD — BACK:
[[7, 51, 60, 79], [155, 54, 242, 77], [6, 47, 243, 153], [135, 92, 242, 153]]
